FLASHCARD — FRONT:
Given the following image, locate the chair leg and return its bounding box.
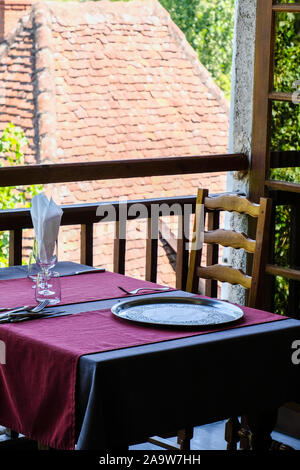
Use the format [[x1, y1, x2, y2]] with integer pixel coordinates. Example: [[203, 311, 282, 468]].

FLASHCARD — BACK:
[[177, 427, 194, 450], [246, 409, 278, 450], [225, 417, 241, 450], [239, 415, 251, 450]]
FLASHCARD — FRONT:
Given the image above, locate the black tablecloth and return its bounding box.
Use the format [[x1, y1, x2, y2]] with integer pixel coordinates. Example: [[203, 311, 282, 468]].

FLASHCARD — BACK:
[[2, 263, 300, 450], [76, 314, 300, 449]]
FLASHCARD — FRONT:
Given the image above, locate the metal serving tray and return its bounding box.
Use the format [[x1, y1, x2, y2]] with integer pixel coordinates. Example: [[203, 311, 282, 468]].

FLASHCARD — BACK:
[[111, 296, 244, 327]]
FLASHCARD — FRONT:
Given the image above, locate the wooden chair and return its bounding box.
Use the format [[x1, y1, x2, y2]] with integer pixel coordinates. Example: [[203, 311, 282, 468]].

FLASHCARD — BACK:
[[186, 188, 272, 308], [147, 189, 272, 450], [185, 188, 272, 450], [147, 189, 273, 450]]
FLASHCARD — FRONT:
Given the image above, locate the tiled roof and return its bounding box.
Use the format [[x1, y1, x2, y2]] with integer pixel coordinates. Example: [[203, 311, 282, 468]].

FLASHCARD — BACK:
[[0, 12, 36, 162], [0, 0, 229, 286]]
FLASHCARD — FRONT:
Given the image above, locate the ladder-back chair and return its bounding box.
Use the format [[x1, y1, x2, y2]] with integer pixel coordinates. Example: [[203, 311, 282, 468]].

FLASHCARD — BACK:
[[186, 188, 272, 309], [148, 189, 272, 450], [185, 188, 272, 450]]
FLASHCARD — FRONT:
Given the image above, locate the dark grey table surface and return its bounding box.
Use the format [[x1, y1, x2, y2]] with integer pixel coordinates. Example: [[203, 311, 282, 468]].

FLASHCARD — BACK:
[[0, 261, 93, 280], [1, 262, 300, 450]]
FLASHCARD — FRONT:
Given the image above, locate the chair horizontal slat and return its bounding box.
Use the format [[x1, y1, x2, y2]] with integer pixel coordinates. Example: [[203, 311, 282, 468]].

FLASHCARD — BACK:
[[205, 195, 260, 217], [204, 229, 256, 253], [196, 264, 252, 289]]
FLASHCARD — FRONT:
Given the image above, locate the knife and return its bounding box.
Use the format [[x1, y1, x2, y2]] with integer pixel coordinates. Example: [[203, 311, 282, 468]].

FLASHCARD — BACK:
[[61, 268, 105, 277]]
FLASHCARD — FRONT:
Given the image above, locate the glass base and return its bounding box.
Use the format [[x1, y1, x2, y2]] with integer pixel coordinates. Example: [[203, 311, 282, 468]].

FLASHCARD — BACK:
[[35, 295, 60, 305], [35, 270, 61, 305]]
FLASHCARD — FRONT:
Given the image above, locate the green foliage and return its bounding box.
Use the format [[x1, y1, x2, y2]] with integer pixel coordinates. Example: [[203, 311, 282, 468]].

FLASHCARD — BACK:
[[271, 11, 300, 162], [273, 206, 291, 314], [270, 12, 300, 314], [159, 0, 234, 98], [0, 123, 43, 266]]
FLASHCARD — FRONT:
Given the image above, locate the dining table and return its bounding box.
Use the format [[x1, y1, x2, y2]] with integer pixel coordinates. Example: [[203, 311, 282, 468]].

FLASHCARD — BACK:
[[0, 261, 300, 451]]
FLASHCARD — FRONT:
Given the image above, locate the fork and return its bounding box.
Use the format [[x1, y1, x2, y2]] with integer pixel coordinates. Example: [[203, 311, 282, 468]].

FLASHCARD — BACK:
[[118, 286, 171, 295]]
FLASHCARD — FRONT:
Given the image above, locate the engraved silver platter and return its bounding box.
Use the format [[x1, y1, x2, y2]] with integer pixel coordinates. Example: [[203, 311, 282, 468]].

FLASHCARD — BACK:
[[111, 296, 244, 327]]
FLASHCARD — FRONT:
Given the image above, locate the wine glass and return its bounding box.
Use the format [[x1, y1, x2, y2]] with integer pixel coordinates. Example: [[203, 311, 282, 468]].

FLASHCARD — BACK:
[[35, 240, 58, 295], [35, 271, 61, 305]]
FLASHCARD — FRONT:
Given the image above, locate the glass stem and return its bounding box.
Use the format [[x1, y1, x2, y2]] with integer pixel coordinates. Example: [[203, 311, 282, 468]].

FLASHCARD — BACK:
[[43, 269, 50, 290]]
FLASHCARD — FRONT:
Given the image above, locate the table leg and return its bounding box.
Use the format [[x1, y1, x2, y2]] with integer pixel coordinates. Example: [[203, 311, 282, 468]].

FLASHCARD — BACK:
[[224, 417, 241, 450], [177, 427, 194, 450]]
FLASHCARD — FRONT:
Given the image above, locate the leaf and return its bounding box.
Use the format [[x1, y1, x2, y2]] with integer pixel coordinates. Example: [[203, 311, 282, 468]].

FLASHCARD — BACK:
[[0, 123, 43, 266]]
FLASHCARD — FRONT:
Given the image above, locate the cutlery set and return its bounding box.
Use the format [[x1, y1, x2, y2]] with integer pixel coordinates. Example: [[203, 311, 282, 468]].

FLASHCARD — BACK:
[[0, 300, 65, 323], [0, 299, 50, 317]]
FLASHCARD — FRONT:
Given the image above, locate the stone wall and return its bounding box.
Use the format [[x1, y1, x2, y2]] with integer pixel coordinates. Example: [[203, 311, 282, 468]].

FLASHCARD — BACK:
[[222, 0, 257, 305]]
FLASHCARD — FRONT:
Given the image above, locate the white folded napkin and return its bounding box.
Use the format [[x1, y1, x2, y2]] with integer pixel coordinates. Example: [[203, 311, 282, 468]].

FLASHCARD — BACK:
[[30, 193, 63, 264]]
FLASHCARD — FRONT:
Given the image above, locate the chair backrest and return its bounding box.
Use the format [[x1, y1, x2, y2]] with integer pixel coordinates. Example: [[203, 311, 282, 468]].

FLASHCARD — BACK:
[[186, 188, 272, 309]]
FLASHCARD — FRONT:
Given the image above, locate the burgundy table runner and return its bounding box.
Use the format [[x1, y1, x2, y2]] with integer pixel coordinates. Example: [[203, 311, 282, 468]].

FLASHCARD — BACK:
[[0, 301, 287, 450], [0, 271, 175, 308]]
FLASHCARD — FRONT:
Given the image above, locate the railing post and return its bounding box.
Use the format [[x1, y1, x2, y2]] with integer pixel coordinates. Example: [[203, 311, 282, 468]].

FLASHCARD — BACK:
[[9, 229, 22, 266], [146, 216, 158, 283], [176, 212, 190, 290], [80, 223, 93, 266], [205, 210, 220, 297], [114, 219, 126, 275]]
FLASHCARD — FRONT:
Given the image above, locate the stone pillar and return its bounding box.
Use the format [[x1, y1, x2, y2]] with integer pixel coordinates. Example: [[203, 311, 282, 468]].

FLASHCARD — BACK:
[[0, 0, 32, 42], [222, 0, 257, 305]]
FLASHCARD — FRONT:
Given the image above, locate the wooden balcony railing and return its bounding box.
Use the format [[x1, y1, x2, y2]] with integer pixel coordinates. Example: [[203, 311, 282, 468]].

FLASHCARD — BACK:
[[0, 154, 248, 186], [0, 154, 249, 289]]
